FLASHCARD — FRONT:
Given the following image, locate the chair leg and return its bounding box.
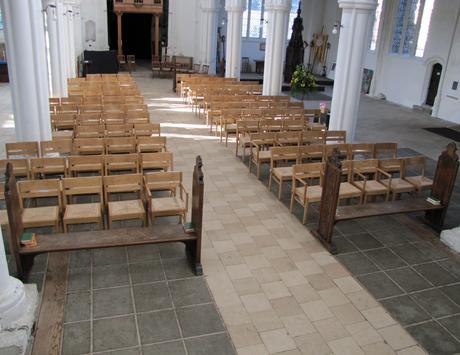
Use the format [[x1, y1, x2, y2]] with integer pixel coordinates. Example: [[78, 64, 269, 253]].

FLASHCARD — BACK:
[[256, 162, 261, 179], [302, 203, 309, 224], [63, 222, 68, 233], [290, 194, 295, 213], [268, 173, 273, 191], [278, 180, 283, 200]]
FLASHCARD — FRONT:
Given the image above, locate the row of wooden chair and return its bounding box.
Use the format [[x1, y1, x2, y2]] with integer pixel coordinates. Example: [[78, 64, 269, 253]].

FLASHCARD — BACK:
[[50, 103, 148, 114], [69, 73, 135, 82], [73, 123, 160, 138], [1, 152, 173, 180], [5, 136, 166, 159], [51, 112, 150, 130], [50, 95, 144, 107], [287, 156, 433, 224], [251, 142, 397, 180], [0, 172, 188, 232]]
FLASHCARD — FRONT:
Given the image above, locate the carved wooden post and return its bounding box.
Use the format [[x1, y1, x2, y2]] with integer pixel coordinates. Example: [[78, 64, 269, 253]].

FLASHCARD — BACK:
[[426, 142, 459, 231], [117, 12, 123, 56], [312, 149, 341, 254], [190, 156, 204, 275], [154, 15, 160, 58]]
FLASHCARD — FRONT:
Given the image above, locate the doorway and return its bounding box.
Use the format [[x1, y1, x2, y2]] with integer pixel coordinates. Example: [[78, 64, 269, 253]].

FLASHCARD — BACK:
[[425, 63, 442, 106]]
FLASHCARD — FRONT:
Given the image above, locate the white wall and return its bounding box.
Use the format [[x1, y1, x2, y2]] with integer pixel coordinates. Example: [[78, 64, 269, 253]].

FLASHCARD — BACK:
[[80, 0, 109, 51], [168, 0, 201, 59]]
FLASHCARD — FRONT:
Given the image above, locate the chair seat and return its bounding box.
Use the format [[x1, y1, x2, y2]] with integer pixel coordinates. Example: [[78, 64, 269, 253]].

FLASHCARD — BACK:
[[226, 124, 237, 131], [405, 176, 433, 190], [0, 210, 8, 226], [353, 180, 387, 194], [22, 206, 60, 227], [294, 185, 322, 204], [52, 131, 73, 139], [64, 203, 101, 222], [339, 182, 362, 199], [252, 150, 272, 162], [108, 200, 145, 220], [272, 167, 293, 179], [151, 196, 186, 214], [380, 178, 416, 193]]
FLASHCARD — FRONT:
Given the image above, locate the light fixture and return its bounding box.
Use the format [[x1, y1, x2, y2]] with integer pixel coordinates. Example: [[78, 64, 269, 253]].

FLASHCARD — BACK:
[[332, 21, 342, 35]]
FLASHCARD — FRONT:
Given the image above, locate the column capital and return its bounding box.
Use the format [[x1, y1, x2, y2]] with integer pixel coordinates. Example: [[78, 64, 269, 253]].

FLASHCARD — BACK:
[[264, 0, 291, 12], [225, 0, 247, 13], [338, 0, 378, 11], [201, 0, 220, 11]]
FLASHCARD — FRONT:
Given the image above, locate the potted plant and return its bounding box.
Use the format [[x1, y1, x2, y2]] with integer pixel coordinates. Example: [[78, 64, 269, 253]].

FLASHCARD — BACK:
[[290, 64, 317, 100]]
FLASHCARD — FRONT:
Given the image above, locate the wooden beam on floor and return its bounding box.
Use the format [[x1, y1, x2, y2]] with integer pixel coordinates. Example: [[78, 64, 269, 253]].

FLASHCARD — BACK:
[[31, 252, 69, 355]]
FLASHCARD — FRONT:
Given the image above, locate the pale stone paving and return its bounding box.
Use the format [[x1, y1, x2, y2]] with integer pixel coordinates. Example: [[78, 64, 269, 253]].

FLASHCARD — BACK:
[[135, 75, 427, 355]]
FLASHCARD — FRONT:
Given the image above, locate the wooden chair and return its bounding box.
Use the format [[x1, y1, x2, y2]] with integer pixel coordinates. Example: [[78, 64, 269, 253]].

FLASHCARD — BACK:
[[301, 131, 325, 145], [137, 136, 167, 153], [117, 55, 127, 71], [275, 131, 302, 147], [75, 124, 106, 138], [0, 159, 30, 180], [40, 139, 73, 157], [299, 144, 324, 163], [104, 153, 139, 175], [58, 103, 79, 113], [73, 138, 105, 155], [282, 119, 306, 132], [374, 142, 398, 159], [249, 133, 276, 179], [125, 111, 150, 125], [144, 172, 189, 223], [105, 124, 133, 138], [105, 137, 137, 154], [403, 156, 434, 194], [350, 143, 375, 160], [51, 113, 75, 130], [269, 146, 299, 199], [201, 65, 209, 74], [75, 112, 102, 126], [62, 176, 104, 232], [103, 174, 147, 228], [379, 158, 416, 200], [68, 155, 104, 177], [338, 160, 364, 203], [152, 55, 162, 78], [80, 104, 103, 113], [260, 119, 282, 133], [324, 144, 350, 162], [17, 179, 62, 232], [102, 112, 125, 125], [30, 157, 67, 179], [326, 130, 347, 144], [6, 142, 39, 159], [290, 162, 324, 224], [0, 183, 9, 227], [140, 152, 173, 173], [236, 120, 259, 159], [351, 159, 391, 203], [127, 55, 136, 72], [133, 123, 161, 137]]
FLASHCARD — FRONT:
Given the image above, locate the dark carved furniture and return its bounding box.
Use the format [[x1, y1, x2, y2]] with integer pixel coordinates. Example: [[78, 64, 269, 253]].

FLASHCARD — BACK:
[[5, 156, 205, 278], [284, 4, 305, 83], [312, 144, 459, 254]]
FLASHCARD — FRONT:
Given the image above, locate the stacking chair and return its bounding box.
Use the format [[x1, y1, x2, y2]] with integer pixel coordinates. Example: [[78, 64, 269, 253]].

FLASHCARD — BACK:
[[402, 156, 433, 194], [125, 111, 149, 125], [117, 55, 127, 71], [76, 112, 102, 126], [75, 124, 105, 138], [51, 113, 75, 130], [73, 138, 105, 155], [105, 124, 133, 138], [127, 55, 136, 71], [374, 142, 398, 159], [6, 142, 39, 159], [68, 155, 104, 177], [0, 184, 9, 227], [80, 104, 103, 113], [0, 159, 30, 180], [269, 146, 299, 199], [140, 152, 173, 173], [102, 112, 125, 125], [351, 159, 391, 203], [236, 120, 259, 159], [17, 179, 62, 232], [379, 158, 416, 200], [144, 172, 189, 223], [301, 131, 325, 145], [58, 103, 79, 113], [104, 154, 139, 175], [275, 131, 302, 147], [282, 119, 305, 132], [103, 174, 147, 228], [133, 123, 161, 137], [325, 131, 347, 144], [338, 160, 364, 203], [40, 139, 73, 157], [249, 133, 276, 179], [62, 176, 104, 232], [30, 157, 67, 179], [105, 137, 137, 154], [323, 144, 350, 162], [290, 162, 324, 224], [299, 144, 324, 163], [350, 143, 375, 160], [137, 136, 167, 153]]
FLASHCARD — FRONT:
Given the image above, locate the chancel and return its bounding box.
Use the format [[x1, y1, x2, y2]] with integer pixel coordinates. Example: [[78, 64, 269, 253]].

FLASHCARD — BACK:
[[0, 0, 459, 354]]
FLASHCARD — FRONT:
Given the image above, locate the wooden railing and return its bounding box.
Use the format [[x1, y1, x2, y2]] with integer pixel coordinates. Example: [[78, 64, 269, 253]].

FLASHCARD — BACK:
[[114, 0, 163, 13]]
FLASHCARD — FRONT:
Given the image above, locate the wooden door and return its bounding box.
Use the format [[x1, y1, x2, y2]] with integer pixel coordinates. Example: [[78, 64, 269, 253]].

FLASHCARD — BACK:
[[426, 63, 442, 106]]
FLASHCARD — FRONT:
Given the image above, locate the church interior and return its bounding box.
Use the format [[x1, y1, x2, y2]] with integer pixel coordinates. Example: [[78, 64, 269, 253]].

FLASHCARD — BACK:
[[0, 0, 459, 354]]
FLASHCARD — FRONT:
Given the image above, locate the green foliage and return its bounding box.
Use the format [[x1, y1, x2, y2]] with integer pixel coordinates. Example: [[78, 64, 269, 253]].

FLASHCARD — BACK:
[[290, 65, 317, 96]]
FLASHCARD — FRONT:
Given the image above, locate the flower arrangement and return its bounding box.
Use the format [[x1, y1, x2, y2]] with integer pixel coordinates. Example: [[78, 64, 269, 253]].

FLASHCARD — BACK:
[[290, 64, 317, 100]]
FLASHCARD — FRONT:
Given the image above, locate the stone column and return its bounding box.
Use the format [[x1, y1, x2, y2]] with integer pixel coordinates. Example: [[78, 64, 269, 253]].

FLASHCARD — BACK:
[[225, 0, 246, 79], [57, 0, 71, 80], [44, 0, 65, 97], [73, 1, 83, 76], [200, 0, 220, 74], [65, 1, 76, 78], [329, 0, 378, 141], [1, 0, 52, 141], [263, 0, 291, 95]]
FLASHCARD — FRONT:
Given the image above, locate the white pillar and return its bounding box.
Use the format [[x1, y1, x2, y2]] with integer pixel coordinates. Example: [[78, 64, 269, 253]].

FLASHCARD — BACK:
[[56, 0, 70, 94], [225, 0, 246, 79], [1, 0, 52, 142], [329, 0, 378, 141], [263, 0, 291, 95], [200, 0, 220, 74], [44, 0, 65, 97], [65, 1, 76, 78], [73, 1, 83, 75], [0, 229, 26, 329]]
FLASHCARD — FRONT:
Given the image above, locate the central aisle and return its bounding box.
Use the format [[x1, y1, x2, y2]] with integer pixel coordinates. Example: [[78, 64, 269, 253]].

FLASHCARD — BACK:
[[138, 76, 425, 355]]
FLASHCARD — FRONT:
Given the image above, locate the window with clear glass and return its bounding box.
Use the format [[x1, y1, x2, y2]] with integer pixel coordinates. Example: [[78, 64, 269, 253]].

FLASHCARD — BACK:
[[390, 0, 435, 56], [369, 0, 383, 51]]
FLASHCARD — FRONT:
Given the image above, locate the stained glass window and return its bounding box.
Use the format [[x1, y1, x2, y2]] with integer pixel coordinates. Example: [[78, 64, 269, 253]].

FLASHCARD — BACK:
[[391, 0, 408, 53], [402, 0, 422, 54]]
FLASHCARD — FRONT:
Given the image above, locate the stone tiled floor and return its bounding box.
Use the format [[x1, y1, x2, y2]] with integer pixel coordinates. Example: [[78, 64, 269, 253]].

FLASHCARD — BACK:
[[2, 71, 459, 354]]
